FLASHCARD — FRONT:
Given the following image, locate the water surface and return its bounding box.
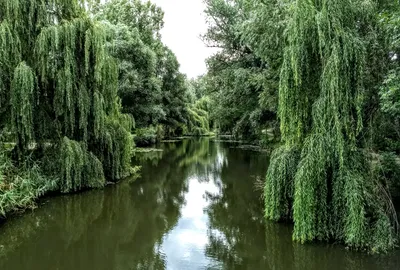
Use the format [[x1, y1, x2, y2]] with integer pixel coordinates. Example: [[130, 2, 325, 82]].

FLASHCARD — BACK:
[[0, 139, 399, 269]]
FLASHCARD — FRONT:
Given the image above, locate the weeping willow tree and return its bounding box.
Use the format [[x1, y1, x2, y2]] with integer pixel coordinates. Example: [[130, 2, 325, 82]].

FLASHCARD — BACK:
[[0, 0, 133, 193], [185, 97, 211, 136], [264, 0, 397, 252]]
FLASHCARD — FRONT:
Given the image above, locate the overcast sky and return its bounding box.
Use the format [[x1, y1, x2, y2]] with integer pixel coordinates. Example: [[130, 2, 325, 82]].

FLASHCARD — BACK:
[[152, 0, 218, 78]]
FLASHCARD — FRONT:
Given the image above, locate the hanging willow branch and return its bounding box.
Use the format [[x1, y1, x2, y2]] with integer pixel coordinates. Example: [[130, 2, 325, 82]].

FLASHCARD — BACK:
[[0, 0, 134, 192], [10, 62, 35, 150], [264, 0, 397, 252]]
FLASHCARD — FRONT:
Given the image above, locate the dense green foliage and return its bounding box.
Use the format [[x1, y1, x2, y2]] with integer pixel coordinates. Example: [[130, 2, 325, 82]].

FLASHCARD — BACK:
[[185, 93, 212, 136], [94, 0, 205, 138], [158, 47, 192, 136], [0, 0, 135, 215], [94, 0, 165, 128], [377, 3, 400, 153], [251, 0, 399, 252], [133, 126, 159, 146], [199, 0, 400, 252], [0, 151, 58, 216], [202, 0, 279, 142]]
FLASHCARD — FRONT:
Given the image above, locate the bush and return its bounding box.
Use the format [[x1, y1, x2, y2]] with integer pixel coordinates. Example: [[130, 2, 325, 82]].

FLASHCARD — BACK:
[[185, 98, 211, 136], [0, 151, 58, 217], [134, 127, 157, 146]]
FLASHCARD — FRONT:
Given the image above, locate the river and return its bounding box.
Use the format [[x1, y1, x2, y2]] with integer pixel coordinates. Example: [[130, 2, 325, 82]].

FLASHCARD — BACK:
[[0, 138, 399, 269]]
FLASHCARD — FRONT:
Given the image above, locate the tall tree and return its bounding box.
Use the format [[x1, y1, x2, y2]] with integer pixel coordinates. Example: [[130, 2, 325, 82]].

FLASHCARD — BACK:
[[94, 0, 191, 135], [203, 0, 278, 141], [94, 0, 165, 128], [0, 0, 133, 192], [261, 0, 397, 251], [158, 46, 190, 136]]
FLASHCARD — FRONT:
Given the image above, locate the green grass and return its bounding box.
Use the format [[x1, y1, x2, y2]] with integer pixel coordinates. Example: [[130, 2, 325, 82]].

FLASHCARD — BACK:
[[0, 155, 58, 217]]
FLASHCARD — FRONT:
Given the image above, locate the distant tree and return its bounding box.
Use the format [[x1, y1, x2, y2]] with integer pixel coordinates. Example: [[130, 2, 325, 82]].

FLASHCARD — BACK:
[[94, 0, 165, 128], [203, 0, 279, 141]]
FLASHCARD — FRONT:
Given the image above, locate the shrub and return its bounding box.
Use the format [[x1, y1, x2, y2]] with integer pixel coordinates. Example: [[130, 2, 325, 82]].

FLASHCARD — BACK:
[[0, 151, 58, 217], [134, 127, 157, 146]]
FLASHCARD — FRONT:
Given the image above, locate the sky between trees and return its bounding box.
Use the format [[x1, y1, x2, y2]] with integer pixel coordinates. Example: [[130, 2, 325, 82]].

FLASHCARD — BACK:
[[152, 0, 219, 78]]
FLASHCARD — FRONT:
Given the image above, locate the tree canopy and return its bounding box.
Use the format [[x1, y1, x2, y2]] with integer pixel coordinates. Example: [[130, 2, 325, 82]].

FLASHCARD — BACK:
[[0, 0, 133, 194], [201, 0, 280, 142], [0, 0, 211, 217], [256, 0, 398, 252], [93, 0, 200, 137]]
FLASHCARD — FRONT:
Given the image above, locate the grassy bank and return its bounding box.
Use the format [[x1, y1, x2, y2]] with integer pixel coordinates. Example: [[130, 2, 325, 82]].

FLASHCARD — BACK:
[[0, 150, 140, 219], [0, 153, 58, 217]]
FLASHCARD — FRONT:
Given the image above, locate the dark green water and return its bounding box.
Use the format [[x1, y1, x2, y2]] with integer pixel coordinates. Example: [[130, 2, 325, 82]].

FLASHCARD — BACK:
[[0, 139, 399, 270]]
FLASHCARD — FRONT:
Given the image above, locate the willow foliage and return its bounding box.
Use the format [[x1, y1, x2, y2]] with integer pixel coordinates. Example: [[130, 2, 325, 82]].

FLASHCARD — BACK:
[[59, 137, 105, 193], [263, 0, 397, 252], [0, 0, 133, 193], [186, 97, 211, 136], [10, 62, 34, 150]]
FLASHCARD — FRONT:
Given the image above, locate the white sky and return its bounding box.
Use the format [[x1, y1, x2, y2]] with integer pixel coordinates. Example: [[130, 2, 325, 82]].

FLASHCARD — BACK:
[[152, 0, 218, 78]]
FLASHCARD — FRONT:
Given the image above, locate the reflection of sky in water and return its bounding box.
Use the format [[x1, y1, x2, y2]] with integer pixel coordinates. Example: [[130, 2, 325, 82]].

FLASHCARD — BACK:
[[161, 176, 221, 270]]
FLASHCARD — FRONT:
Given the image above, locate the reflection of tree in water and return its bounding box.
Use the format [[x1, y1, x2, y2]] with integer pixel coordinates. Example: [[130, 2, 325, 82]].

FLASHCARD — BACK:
[[0, 139, 220, 270], [204, 146, 400, 270], [177, 139, 221, 183], [0, 184, 168, 269], [205, 148, 270, 269], [133, 149, 164, 166]]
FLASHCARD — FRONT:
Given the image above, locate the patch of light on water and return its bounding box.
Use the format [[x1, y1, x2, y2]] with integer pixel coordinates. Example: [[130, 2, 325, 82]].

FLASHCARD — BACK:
[[160, 176, 222, 269], [180, 178, 219, 218]]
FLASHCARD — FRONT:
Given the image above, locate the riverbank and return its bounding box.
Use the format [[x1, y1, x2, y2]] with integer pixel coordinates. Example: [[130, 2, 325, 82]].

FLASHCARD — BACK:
[[136, 132, 277, 153], [0, 151, 140, 219], [0, 153, 58, 218]]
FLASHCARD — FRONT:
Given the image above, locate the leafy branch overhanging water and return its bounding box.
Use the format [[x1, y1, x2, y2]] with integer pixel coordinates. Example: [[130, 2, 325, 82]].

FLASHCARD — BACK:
[[264, 0, 397, 252]]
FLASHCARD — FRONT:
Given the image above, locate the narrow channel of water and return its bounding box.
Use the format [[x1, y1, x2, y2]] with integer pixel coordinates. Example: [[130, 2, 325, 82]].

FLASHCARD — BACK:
[[0, 139, 399, 269]]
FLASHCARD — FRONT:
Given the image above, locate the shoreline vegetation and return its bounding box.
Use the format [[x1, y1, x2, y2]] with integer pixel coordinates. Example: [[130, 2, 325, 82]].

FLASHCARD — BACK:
[[0, 147, 141, 219]]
